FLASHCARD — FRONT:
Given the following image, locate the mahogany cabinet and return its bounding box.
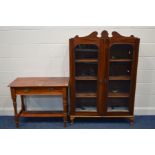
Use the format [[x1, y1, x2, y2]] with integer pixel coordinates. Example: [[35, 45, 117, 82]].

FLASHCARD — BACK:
[[69, 30, 140, 124]]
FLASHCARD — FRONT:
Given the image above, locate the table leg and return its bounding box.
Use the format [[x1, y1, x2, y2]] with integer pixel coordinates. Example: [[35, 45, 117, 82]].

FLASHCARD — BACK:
[[21, 95, 25, 111], [11, 88, 19, 128], [63, 88, 67, 128]]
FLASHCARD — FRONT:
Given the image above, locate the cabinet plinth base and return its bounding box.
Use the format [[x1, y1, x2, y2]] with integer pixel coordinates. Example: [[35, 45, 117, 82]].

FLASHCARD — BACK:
[[70, 115, 134, 125]]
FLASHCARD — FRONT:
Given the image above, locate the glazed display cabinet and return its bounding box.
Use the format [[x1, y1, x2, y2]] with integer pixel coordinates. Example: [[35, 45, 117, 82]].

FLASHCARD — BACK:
[[69, 30, 140, 124]]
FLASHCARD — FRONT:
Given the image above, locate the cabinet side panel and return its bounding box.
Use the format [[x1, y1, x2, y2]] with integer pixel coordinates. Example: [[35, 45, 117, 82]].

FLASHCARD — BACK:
[[69, 39, 76, 115], [129, 39, 140, 115]]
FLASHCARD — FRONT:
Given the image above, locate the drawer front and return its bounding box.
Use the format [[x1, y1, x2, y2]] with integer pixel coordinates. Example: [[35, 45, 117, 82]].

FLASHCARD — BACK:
[[15, 87, 64, 95]]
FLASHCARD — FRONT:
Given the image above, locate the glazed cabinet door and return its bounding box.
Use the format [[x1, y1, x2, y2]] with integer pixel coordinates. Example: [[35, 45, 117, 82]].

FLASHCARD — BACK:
[[104, 43, 137, 116], [74, 44, 99, 113], [70, 37, 102, 116]]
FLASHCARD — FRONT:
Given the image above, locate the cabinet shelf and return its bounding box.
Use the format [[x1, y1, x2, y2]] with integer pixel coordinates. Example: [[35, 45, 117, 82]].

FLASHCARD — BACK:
[[75, 76, 97, 80], [107, 107, 129, 112], [109, 76, 130, 80], [75, 49, 98, 52], [76, 93, 97, 98], [108, 92, 130, 98], [109, 59, 132, 62], [76, 107, 96, 112], [75, 59, 98, 63]]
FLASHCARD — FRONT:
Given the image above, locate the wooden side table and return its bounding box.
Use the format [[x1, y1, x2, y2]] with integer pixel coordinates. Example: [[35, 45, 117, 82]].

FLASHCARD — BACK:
[[9, 77, 69, 128]]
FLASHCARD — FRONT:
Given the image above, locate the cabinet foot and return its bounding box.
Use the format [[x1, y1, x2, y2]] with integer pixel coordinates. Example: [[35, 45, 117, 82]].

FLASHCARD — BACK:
[[64, 117, 67, 128], [129, 117, 134, 126], [70, 117, 75, 125], [64, 122, 67, 128], [15, 117, 19, 128]]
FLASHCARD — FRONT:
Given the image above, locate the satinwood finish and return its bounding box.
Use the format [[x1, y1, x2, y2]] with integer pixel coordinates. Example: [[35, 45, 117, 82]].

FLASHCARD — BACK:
[[9, 77, 69, 128], [69, 30, 140, 125]]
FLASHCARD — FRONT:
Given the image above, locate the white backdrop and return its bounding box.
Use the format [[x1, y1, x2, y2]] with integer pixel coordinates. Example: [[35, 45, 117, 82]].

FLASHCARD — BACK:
[[0, 26, 155, 115]]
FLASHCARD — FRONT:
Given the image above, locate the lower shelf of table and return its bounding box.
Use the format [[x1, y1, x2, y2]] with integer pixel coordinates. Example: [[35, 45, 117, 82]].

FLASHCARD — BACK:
[[18, 111, 65, 117]]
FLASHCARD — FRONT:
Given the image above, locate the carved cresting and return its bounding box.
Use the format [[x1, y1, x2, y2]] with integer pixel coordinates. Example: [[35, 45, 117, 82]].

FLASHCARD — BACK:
[[74, 31, 98, 39], [86, 31, 98, 38], [101, 30, 109, 39], [112, 31, 135, 38], [74, 30, 136, 39]]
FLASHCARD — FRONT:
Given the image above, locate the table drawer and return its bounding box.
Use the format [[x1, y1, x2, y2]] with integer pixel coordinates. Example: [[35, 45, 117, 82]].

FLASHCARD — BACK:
[[15, 87, 63, 95]]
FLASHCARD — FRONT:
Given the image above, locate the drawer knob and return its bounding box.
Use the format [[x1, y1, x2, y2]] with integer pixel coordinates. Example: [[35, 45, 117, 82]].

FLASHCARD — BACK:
[[23, 88, 30, 93], [49, 88, 54, 91]]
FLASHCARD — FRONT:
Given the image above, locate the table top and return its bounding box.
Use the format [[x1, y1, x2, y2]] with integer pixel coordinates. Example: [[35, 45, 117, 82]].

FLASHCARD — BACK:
[[9, 77, 69, 87]]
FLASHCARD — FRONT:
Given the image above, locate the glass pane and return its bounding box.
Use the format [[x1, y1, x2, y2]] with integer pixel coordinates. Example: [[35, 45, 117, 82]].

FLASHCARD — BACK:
[[75, 63, 98, 76], [110, 44, 133, 59], [75, 98, 97, 112], [75, 44, 98, 59], [108, 81, 130, 93], [76, 80, 97, 93], [107, 98, 129, 112], [109, 62, 131, 76]]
